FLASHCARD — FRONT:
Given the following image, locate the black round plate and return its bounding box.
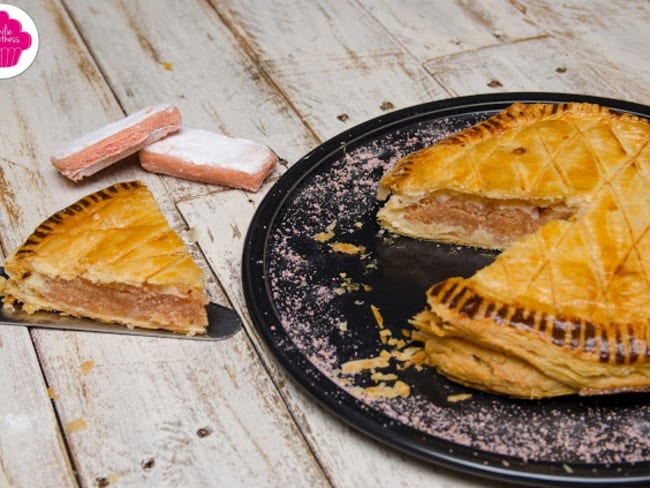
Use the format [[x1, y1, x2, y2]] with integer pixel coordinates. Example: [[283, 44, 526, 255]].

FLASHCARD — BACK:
[[242, 93, 650, 486]]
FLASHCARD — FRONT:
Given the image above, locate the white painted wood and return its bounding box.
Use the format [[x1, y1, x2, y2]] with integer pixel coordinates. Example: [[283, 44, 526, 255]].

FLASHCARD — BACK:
[[0, 327, 77, 487], [0, 2, 123, 486], [522, 0, 650, 104], [0, 0, 157, 248], [259, 53, 447, 141], [32, 329, 327, 487], [212, 0, 402, 63], [60, 0, 514, 485], [62, 0, 316, 167], [1, 0, 326, 486], [422, 36, 637, 100], [1, 0, 650, 487], [208, 0, 448, 139], [356, 0, 543, 60], [174, 2, 650, 487]]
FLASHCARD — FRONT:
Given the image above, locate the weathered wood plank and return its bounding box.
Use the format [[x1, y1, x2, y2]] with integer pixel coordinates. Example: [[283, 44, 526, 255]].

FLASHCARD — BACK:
[[213, 0, 402, 63], [522, 0, 650, 104], [356, 0, 542, 60], [0, 1, 122, 485], [0, 327, 77, 487], [3, 0, 649, 487], [209, 0, 448, 140], [63, 0, 315, 170], [0, 0, 152, 248], [422, 36, 638, 100], [176, 2, 650, 487], [33, 329, 328, 487], [1, 0, 328, 486]]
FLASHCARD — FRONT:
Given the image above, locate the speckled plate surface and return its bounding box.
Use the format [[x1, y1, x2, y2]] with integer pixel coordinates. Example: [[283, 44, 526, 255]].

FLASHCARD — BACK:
[[242, 93, 650, 487]]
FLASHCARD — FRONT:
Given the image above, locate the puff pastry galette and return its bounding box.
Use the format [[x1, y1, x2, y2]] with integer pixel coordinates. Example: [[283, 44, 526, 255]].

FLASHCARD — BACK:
[[378, 102, 650, 398], [2, 181, 209, 335], [377, 103, 646, 250]]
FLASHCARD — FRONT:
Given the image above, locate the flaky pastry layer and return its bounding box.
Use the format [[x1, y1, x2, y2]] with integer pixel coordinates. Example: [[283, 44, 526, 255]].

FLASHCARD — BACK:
[[377, 190, 574, 249], [378, 102, 649, 247], [3, 271, 207, 335], [414, 278, 650, 398], [377, 102, 650, 397], [2, 181, 209, 334]]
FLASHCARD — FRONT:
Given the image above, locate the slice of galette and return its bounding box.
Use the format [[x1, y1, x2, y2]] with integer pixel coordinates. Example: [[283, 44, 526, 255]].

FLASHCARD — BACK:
[[2, 180, 209, 335], [378, 102, 646, 249]]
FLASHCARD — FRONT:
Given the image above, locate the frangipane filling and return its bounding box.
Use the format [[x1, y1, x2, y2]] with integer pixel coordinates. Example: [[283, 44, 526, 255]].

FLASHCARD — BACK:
[[6, 271, 207, 333], [402, 191, 574, 248]]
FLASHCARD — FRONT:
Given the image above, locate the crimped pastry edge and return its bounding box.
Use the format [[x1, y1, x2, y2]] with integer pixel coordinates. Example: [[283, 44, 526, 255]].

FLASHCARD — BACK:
[[418, 277, 650, 397]]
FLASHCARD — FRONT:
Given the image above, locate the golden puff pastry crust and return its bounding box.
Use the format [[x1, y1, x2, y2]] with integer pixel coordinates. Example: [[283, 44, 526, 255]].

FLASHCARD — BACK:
[[2, 181, 209, 335], [377, 102, 650, 249], [381, 102, 650, 398]]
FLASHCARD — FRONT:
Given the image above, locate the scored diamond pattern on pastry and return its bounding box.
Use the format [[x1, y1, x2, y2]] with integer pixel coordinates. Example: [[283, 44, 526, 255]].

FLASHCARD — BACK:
[[381, 103, 638, 203], [384, 102, 650, 397], [2, 181, 209, 334], [473, 136, 650, 327]]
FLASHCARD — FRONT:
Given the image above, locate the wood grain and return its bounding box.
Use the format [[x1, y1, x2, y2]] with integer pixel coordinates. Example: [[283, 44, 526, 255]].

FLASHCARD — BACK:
[[209, 0, 448, 139], [177, 192, 507, 488], [0, 327, 76, 487], [422, 36, 631, 99], [357, 0, 542, 60], [63, 0, 316, 167], [32, 329, 328, 487], [522, 0, 650, 104], [1, 0, 649, 486], [2, 0, 327, 486]]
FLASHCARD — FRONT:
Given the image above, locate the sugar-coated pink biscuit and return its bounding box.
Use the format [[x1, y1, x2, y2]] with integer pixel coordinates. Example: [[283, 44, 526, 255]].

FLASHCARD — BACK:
[[139, 128, 278, 192], [51, 104, 181, 181]]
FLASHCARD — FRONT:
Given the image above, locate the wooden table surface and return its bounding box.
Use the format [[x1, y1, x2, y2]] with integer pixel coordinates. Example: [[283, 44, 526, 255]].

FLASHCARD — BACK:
[[1, 1, 650, 487]]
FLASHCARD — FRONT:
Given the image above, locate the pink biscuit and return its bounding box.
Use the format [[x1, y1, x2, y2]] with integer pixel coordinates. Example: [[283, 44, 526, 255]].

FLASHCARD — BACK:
[[139, 128, 278, 192], [51, 104, 181, 181]]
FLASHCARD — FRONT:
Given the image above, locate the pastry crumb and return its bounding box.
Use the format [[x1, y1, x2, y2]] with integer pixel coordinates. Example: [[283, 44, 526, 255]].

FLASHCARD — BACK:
[[336, 274, 371, 294], [371, 372, 398, 382], [447, 393, 473, 403], [314, 220, 337, 242], [370, 304, 384, 328], [339, 305, 428, 399], [314, 230, 335, 242], [329, 242, 366, 255], [341, 355, 390, 374], [379, 328, 391, 344], [362, 380, 410, 399], [66, 418, 88, 433], [96, 473, 119, 487], [80, 360, 94, 374]]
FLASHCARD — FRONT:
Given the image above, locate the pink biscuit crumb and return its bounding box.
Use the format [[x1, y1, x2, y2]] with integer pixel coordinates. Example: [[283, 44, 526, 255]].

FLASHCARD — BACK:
[[51, 104, 181, 182], [139, 128, 278, 192]]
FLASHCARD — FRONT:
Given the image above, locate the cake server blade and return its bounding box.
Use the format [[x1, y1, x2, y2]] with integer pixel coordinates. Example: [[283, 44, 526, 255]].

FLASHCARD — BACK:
[[0, 269, 242, 341], [0, 302, 241, 341]]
